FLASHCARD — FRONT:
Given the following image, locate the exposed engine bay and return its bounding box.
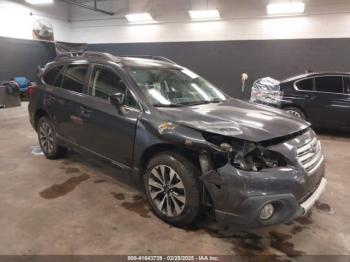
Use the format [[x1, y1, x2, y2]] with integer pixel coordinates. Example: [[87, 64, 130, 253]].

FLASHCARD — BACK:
[[201, 131, 290, 172]]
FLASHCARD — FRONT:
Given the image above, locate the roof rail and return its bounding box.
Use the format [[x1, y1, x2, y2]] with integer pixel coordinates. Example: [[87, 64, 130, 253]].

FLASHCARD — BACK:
[[54, 52, 175, 64], [55, 51, 118, 62], [120, 55, 176, 64]]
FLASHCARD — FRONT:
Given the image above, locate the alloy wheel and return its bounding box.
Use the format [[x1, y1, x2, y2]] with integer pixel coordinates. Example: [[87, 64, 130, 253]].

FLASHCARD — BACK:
[[148, 165, 186, 217], [286, 109, 302, 118], [39, 121, 54, 154]]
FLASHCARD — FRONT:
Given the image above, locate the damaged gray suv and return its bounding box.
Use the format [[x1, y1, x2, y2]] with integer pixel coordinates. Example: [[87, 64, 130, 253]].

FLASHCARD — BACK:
[[28, 52, 326, 228]]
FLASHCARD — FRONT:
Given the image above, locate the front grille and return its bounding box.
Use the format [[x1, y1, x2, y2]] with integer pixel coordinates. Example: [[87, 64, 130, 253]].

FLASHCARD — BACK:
[[297, 137, 323, 174]]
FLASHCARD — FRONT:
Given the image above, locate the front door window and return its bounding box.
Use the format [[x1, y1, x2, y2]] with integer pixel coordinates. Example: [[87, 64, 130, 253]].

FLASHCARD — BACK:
[[89, 65, 139, 109]]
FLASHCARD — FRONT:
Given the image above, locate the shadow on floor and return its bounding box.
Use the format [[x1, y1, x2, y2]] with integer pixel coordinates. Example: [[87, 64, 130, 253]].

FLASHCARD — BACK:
[[61, 150, 144, 192]]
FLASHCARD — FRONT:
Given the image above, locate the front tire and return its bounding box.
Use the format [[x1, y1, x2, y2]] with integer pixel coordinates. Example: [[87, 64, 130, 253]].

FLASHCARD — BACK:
[[144, 152, 201, 227], [37, 116, 67, 159]]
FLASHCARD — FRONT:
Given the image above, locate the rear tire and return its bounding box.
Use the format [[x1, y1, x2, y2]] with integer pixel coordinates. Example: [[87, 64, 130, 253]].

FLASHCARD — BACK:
[[37, 116, 67, 159], [144, 152, 201, 227], [284, 106, 306, 120]]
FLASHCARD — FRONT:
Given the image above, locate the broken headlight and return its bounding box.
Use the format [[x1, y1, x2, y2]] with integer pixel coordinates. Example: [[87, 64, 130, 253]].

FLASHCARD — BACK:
[[202, 132, 289, 171], [232, 142, 288, 172]]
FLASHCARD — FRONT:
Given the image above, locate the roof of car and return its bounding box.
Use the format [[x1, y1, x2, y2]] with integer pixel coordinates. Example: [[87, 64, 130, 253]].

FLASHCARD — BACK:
[[281, 71, 350, 83], [54, 51, 179, 69]]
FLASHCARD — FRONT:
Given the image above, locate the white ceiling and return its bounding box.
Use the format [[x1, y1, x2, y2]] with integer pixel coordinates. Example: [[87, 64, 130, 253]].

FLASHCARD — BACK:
[[65, 0, 350, 22]]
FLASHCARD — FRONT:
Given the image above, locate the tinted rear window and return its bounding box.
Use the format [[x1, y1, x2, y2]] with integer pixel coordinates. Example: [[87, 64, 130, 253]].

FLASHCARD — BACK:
[[61, 64, 89, 93], [43, 65, 63, 86], [296, 78, 314, 91], [315, 76, 343, 93]]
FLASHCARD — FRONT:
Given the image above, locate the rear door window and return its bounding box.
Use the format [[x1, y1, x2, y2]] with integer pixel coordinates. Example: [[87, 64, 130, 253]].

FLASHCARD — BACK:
[[61, 64, 89, 93], [43, 65, 63, 87], [315, 76, 344, 94], [296, 78, 314, 91]]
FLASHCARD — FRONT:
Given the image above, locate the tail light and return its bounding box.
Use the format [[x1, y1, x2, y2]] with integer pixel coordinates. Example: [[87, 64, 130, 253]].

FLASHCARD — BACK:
[[27, 85, 36, 98]]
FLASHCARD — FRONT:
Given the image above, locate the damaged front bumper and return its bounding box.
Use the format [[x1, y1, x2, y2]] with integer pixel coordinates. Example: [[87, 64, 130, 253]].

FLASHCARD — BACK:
[[203, 162, 325, 228], [300, 177, 327, 214], [201, 131, 326, 228]]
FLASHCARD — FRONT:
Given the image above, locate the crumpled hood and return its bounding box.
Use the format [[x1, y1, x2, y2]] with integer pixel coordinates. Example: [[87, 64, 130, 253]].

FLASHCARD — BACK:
[[156, 99, 310, 142]]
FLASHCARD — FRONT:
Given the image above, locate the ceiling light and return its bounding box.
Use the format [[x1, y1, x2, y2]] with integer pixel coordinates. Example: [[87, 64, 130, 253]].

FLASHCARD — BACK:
[[267, 2, 305, 15], [189, 9, 220, 20], [25, 0, 53, 4], [125, 13, 154, 23]]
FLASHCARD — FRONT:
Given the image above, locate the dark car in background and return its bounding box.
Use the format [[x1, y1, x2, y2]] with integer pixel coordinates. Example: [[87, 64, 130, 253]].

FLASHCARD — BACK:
[[29, 52, 326, 228], [251, 72, 350, 130]]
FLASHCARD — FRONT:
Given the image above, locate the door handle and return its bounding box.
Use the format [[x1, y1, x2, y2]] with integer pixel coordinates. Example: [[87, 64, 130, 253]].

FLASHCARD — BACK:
[[80, 106, 92, 117]]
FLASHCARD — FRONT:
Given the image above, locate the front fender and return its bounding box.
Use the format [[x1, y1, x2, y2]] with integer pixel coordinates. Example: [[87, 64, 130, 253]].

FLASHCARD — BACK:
[[132, 114, 223, 172]]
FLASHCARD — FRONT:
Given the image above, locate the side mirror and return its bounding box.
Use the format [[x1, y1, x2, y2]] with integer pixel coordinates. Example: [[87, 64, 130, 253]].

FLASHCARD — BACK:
[[109, 92, 125, 107]]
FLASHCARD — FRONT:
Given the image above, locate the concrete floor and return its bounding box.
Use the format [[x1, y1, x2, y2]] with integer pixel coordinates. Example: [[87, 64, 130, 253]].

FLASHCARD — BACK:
[[0, 102, 349, 258]]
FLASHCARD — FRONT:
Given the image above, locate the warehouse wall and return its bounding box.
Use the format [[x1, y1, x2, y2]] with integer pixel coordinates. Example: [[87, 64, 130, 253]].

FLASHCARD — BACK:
[[0, 0, 71, 42], [1, 36, 350, 99], [68, 0, 350, 99], [0, 37, 55, 81], [1, 0, 350, 98], [89, 38, 350, 98], [1, 36, 350, 98], [0, 1, 69, 81]]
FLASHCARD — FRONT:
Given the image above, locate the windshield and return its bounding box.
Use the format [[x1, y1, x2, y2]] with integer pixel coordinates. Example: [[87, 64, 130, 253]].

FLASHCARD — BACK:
[[127, 67, 227, 107]]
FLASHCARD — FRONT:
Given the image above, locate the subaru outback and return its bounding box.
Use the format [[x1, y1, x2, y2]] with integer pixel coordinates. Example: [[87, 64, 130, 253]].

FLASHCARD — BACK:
[[28, 52, 326, 228]]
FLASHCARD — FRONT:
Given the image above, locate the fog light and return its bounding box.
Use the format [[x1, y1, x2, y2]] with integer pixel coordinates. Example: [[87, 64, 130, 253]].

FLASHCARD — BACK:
[[260, 203, 274, 220]]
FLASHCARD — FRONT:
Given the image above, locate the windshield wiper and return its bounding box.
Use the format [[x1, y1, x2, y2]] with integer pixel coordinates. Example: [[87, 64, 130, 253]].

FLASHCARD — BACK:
[[154, 99, 225, 107], [178, 99, 224, 106], [177, 101, 211, 106], [209, 98, 225, 103], [153, 103, 185, 108]]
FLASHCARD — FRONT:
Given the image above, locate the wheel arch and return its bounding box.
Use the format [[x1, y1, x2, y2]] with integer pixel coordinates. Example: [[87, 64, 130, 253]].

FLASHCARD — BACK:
[[137, 143, 200, 177], [34, 108, 49, 130]]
